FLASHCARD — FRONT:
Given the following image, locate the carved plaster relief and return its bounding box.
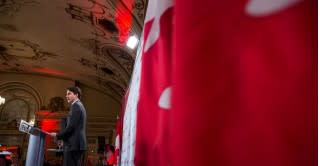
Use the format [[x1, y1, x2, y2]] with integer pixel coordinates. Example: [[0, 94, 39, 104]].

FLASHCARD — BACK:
[[0, 82, 42, 129]]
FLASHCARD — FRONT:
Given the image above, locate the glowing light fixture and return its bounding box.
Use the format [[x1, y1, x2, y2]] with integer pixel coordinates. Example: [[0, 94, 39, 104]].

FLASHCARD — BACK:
[[0, 96, 5, 105], [29, 119, 35, 126], [126, 36, 139, 49]]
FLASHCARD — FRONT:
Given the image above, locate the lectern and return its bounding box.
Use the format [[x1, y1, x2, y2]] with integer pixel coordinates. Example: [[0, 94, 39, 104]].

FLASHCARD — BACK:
[[19, 120, 48, 166]]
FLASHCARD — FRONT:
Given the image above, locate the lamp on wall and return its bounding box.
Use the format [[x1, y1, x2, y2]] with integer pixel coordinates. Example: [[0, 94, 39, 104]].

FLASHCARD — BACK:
[[0, 96, 5, 106]]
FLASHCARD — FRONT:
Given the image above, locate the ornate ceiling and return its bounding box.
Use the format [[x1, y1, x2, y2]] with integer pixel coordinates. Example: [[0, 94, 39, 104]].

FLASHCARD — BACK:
[[0, 0, 147, 101]]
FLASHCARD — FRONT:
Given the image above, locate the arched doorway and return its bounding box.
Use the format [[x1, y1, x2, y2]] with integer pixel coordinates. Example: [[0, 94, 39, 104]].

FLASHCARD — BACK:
[[0, 81, 42, 162]]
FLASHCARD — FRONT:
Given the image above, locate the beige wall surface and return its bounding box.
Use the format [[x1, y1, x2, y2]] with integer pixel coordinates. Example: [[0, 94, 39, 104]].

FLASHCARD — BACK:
[[0, 72, 74, 106], [81, 85, 120, 117], [0, 72, 120, 115]]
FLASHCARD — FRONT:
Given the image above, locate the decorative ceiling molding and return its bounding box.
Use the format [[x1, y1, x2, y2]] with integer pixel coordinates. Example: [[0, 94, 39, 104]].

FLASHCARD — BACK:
[[0, 38, 59, 61], [0, 0, 39, 17], [65, 0, 119, 42], [0, 0, 147, 100], [0, 24, 18, 32]]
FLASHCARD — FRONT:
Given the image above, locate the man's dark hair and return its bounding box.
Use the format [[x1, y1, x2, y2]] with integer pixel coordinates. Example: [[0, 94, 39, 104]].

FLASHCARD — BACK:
[[67, 86, 82, 99]]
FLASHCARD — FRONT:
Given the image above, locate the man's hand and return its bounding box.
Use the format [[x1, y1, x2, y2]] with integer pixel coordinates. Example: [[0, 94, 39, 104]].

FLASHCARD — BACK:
[[49, 132, 57, 137]]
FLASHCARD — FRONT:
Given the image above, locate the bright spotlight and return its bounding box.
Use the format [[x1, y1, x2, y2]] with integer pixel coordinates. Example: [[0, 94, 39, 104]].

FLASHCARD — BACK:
[[126, 36, 139, 49], [0, 96, 5, 105]]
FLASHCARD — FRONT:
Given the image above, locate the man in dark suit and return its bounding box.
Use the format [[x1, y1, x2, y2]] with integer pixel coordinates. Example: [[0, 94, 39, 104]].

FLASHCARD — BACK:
[[50, 86, 87, 166]]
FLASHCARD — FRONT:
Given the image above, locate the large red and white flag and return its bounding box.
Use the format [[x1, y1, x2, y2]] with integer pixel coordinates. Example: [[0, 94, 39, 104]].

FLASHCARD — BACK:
[[121, 0, 317, 165], [135, 0, 173, 165], [120, 0, 173, 165], [170, 0, 317, 166], [114, 90, 129, 166]]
